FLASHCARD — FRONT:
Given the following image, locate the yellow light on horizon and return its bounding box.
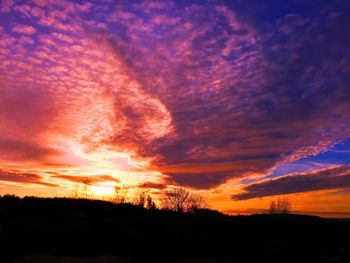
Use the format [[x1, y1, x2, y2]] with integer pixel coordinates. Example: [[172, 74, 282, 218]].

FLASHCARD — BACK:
[[91, 183, 115, 196]]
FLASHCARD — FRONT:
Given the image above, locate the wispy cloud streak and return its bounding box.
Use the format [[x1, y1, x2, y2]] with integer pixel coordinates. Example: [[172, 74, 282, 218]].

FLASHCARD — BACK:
[[233, 166, 350, 200]]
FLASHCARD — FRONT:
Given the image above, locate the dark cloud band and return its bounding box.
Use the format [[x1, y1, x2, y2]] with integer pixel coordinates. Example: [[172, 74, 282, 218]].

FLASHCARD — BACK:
[[232, 166, 350, 200]]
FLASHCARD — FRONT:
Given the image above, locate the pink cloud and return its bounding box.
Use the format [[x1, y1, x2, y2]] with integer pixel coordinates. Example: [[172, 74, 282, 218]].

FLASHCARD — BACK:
[[75, 2, 93, 13], [32, 0, 47, 7], [12, 24, 36, 35], [0, 138, 60, 163], [30, 6, 45, 18], [0, 0, 14, 13], [18, 36, 34, 45], [13, 4, 32, 18]]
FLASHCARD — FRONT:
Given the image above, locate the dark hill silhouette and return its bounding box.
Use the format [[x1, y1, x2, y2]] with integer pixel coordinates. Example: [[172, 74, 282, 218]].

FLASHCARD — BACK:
[[0, 195, 349, 262]]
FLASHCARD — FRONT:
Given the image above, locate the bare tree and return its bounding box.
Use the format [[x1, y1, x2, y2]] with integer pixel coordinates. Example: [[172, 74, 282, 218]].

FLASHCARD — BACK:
[[72, 183, 80, 198], [269, 200, 277, 214], [277, 196, 291, 214], [113, 187, 129, 204], [81, 179, 93, 199], [161, 187, 190, 212], [72, 178, 94, 199], [132, 189, 157, 209], [132, 190, 147, 207], [160, 187, 206, 213], [269, 196, 291, 214], [186, 192, 206, 213]]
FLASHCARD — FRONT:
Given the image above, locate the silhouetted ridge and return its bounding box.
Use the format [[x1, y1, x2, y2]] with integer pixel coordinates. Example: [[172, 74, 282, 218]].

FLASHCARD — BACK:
[[0, 195, 349, 262]]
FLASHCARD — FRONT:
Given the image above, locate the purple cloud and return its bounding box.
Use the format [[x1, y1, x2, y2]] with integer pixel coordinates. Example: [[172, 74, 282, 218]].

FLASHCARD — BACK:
[[232, 166, 350, 200]]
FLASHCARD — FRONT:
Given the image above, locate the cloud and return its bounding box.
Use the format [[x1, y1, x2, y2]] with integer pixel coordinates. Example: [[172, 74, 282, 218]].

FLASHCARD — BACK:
[[0, 138, 60, 163], [139, 182, 167, 190], [232, 166, 350, 200], [32, 0, 47, 7], [52, 175, 120, 185], [165, 172, 234, 189], [75, 2, 93, 13], [12, 24, 36, 35], [0, 169, 57, 187], [91, 2, 350, 189], [0, 1, 350, 192], [0, 81, 62, 165], [0, 0, 14, 13]]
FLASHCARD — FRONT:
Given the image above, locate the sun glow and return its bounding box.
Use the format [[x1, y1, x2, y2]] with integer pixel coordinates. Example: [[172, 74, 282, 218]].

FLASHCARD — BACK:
[[91, 183, 115, 196]]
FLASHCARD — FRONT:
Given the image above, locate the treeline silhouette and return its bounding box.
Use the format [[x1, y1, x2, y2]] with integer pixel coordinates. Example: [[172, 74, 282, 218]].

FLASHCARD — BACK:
[[74, 186, 207, 213], [0, 194, 349, 262]]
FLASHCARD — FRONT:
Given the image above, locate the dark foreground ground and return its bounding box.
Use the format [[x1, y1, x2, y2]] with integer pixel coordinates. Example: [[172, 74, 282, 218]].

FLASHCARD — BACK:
[[0, 196, 349, 263]]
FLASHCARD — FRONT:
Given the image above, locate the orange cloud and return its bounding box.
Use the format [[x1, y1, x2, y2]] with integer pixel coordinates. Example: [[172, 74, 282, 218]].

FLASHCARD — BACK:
[[0, 169, 57, 187]]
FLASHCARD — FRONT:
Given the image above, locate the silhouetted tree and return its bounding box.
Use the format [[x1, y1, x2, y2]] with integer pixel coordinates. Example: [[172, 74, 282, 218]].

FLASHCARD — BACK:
[[113, 187, 129, 204], [0, 194, 20, 207], [269, 196, 291, 214], [187, 192, 207, 213], [161, 187, 190, 212], [160, 187, 206, 212], [81, 179, 93, 199], [277, 196, 291, 214], [146, 194, 156, 210], [269, 200, 277, 214], [132, 190, 147, 207], [72, 179, 94, 199]]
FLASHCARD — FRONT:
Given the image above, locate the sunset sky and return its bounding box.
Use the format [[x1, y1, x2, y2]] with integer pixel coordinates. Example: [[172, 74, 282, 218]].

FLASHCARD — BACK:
[[1, 0, 350, 217]]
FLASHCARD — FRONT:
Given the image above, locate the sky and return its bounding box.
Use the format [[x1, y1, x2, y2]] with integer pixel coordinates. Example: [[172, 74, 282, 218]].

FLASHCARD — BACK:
[[0, 0, 350, 217]]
